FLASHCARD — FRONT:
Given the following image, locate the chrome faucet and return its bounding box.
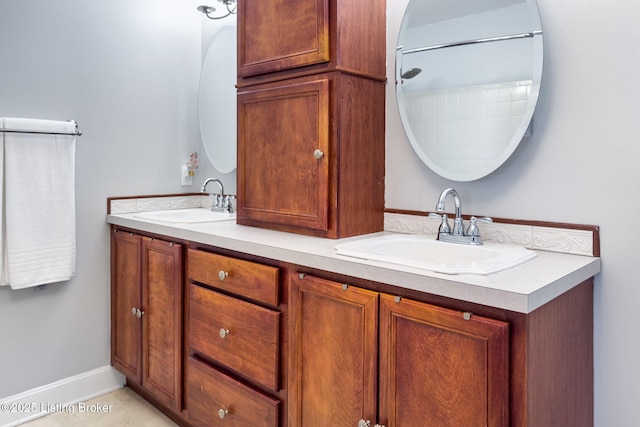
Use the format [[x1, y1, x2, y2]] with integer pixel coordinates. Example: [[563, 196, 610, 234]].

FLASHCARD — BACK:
[[434, 188, 489, 245], [201, 178, 234, 213], [436, 188, 464, 236]]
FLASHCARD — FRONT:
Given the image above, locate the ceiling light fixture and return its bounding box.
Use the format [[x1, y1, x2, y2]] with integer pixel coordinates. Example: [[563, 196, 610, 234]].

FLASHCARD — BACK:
[[197, 0, 237, 20]]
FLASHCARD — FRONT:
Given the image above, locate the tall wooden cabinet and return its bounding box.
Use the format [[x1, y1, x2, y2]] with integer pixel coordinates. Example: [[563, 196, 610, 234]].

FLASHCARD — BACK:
[[111, 230, 183, 412], [236, 0, 386, 238], [237, 0, 386, 81], [288, 273, 510, 427]]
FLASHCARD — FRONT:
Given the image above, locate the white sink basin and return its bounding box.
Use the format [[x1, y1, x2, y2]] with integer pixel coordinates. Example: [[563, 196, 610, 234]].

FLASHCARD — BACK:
[[335, 234, 536, 275], [133, 208, 235, 223]]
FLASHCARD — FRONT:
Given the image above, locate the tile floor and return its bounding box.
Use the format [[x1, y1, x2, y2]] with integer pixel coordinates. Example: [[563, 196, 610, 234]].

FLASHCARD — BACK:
[[19, 387, 177, 426]]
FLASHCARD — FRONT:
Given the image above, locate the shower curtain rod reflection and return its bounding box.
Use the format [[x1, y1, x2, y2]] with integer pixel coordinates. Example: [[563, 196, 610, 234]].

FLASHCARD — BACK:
[[0, 120, 82, 136], [400, 30, 542, 55]]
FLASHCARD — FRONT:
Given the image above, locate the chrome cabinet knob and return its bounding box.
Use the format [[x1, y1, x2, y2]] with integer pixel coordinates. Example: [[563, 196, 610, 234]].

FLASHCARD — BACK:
[[358, 420, 384, 427], [313, 149, 324, 159], [218, 408, 229, 419], [218, 270, 229, 280], [219, 328, 230, 339], [131, 307, 144, 318]]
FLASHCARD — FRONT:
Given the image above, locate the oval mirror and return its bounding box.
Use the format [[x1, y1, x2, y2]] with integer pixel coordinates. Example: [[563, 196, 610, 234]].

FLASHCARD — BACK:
[[396, 0, 543, 181], [198, 25, 237, 174]]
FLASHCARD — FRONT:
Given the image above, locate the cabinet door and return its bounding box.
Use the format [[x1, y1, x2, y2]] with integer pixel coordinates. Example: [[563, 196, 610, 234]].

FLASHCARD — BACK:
[[288, 274, 378, 426], [111, 230, 142, 382], [379, 295, 509, 427], [238, 0, 330, 77], [141, 237, 183, 412], [238, 78, 330, 233]]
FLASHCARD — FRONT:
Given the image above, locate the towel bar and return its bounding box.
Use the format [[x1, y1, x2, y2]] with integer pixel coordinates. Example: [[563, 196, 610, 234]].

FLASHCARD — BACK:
[[0, 120, 82, 136]]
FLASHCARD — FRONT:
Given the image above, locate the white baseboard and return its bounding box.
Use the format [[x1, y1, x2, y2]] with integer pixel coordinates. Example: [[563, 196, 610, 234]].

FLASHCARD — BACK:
[[0, 366, 125, 427]]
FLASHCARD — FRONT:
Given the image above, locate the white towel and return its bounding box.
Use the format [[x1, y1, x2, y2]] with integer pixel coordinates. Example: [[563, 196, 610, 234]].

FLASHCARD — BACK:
[[3, 117, 76, 289]]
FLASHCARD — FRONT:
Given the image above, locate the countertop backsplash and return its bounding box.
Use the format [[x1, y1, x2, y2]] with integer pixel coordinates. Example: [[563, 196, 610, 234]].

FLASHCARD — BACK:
[[385, 212, 598, 257], [108, 194, 598, 258]]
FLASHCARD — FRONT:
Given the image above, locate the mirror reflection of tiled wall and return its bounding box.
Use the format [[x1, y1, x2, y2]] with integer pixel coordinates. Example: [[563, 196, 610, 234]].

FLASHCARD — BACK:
[[404, 80, 535, 174]]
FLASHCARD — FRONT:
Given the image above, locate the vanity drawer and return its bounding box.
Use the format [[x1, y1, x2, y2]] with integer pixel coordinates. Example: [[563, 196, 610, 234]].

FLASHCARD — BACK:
[[189, 283, 281, 391], [187, 356, 280, 427], [188, 249, 279, 306]]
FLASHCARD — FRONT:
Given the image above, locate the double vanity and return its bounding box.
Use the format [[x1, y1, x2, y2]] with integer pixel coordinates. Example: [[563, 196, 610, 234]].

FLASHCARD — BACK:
[[107, 193, 599, 427], [106, 0, 599, 425]]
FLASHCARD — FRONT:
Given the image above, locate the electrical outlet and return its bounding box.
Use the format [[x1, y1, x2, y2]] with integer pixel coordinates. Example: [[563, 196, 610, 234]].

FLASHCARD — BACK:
[[181, 165, 193, 186]]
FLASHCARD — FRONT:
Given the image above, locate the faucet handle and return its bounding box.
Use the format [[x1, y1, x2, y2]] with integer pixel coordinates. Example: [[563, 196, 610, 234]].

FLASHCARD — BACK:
[[209, 193, 222, 208], [438, 214, 451, 235], [222, 195, 235, 213], [466, 217, 480, 237], [475, 216, 493, 224], [466, 216, 492, 237]]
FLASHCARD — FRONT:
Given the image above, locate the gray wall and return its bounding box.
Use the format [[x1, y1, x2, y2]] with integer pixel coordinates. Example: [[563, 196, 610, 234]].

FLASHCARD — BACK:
[[387, 1, 639, 425], [0, 0, 638, 425], [0, 0, 202, 397]]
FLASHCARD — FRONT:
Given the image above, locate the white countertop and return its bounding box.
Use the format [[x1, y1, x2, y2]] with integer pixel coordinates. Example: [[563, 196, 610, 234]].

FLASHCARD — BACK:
[[106, 213, 601, 314]]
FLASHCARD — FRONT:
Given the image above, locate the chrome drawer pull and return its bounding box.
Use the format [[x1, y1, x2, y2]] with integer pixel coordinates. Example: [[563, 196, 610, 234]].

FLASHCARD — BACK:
[[313, 149, 324, 159], [131, 307, 144, 318], [218, 408, 229, 419], [218, 270, 229, 280], [219, 328, 230, 339]]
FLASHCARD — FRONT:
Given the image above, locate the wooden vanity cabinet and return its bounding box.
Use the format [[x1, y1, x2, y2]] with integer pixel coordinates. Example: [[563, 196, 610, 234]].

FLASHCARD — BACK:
[[288, 273, 510, 427], [237, 0, 386, 239], [237, 0, 386, 81], [185, 248, 283, 427], [109, 225, 593, 426], [110, 229, 183, 413], [237, 72, 385, 238]]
